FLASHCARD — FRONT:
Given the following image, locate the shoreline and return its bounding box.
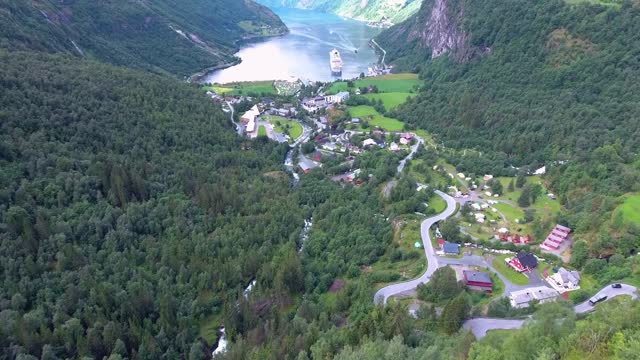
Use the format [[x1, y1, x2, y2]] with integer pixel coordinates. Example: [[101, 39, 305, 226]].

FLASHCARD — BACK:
[[189, 29, 289, 84]]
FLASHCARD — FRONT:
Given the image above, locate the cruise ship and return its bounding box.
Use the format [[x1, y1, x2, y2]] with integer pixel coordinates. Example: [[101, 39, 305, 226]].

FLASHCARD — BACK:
[[329, 49, 343, 76]]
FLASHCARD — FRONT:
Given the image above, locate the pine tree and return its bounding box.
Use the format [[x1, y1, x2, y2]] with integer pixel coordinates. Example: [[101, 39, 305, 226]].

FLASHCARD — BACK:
[[518, 186, 531, 207], [516, 172, 526, 188]]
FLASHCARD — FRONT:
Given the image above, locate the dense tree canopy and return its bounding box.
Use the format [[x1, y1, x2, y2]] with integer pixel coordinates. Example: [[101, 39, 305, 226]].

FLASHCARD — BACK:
[[0, 51, 301, 358]]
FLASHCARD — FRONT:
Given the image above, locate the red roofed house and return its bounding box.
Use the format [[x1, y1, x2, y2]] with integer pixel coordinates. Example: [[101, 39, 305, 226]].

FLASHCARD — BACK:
[[437, 238, 445, 249], [463, 270, 493, 292]]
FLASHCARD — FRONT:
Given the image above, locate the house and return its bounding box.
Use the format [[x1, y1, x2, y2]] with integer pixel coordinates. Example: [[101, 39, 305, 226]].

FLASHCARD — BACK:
[[362, 139, 377, 147], [443, 242, 460, 255], [312, 151, 322, 162], [261, 97, 274, 106], [516, 252, 538, 270], [351, 118, 361, 124], [546, 268, 580, 292], [400, 137, 410, 145], [463, 270, 493, 292], [389, 142, 400, 152], [240, 105, 260, 124], [541, 224, 571, 251], [313, 96, 327, 107], [246, 118, 256, 133], [534, 166, 546, 175], [437, 238, 445, 249], [275, 108, 289, 117], [509, 286, 559, 308], [321, 142, 336, 151], [483, 174, 494, 181], [325, 91, 350, 104], [299, 162, 312, 174]]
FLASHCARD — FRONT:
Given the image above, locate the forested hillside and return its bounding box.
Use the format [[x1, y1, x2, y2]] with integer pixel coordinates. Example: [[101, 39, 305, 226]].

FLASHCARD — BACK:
[[0, 51, 304, 358], [0, 0, 287, 77], [256, 0, 422, 24], [378, 0, 640, 252]]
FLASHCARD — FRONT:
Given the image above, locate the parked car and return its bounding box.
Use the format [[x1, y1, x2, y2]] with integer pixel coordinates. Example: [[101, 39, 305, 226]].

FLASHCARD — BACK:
[[612, 283, 622, 289], [589, 294, 608, 306]]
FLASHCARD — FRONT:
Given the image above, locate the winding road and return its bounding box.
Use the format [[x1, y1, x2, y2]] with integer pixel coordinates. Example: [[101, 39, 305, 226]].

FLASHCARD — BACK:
[[371, 183, 639, 337], [464, 283, 638, 338], [224, 100, 243, 136], [374, 190, 457, 305]]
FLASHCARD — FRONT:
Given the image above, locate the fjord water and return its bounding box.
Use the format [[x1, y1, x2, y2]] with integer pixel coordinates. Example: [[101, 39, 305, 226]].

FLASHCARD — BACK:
[[203, 8, 382, 83]]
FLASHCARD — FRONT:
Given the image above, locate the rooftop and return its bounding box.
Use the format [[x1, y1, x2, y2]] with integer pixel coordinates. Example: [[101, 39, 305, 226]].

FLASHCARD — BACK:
[[463, 270, 492, 284], [443, 242, 459, 254], [516, 252, 538, 269]]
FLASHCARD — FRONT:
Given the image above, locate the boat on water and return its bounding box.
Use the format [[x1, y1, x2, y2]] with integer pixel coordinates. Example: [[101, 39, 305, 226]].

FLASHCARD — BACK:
[[330, 49, 343, 76]]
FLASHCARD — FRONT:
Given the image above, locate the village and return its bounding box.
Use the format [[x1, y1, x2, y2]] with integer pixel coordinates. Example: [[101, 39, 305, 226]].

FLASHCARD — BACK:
[[205, 76, 421, 180], [202, 73, 623, 322]]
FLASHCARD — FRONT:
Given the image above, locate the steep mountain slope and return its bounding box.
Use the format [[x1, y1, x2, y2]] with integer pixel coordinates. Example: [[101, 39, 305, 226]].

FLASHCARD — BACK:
[[0, 0, 287, 77], [0, 50, 302, 358], [379, 0, 640, 251], [257, 0, 422, 24]]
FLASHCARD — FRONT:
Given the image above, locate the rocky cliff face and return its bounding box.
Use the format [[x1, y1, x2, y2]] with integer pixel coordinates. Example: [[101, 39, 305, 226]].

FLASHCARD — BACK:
[[410, 0, 467, 59], [376, 0, 485, 67]]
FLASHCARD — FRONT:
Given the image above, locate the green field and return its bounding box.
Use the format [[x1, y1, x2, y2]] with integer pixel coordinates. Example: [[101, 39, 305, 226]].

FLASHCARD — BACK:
[[616, 194, 640, 225], [494, 202, 525, 223], [326, 73, 421, 94], [370, 216, 425, 287], [428, 195, 447, 214], [494, 176, 561, 214], [258, 125, 267, 137], [203, 80, 275, 95], [348, 105, 404, 131], [363, 92, 415, 110], [264, 115, 303, 140], [492, 255, 530, 285]]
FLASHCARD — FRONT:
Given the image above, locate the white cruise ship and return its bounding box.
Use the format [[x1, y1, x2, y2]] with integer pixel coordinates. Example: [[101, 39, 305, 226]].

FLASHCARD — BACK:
[[329, 49, 343, 76]]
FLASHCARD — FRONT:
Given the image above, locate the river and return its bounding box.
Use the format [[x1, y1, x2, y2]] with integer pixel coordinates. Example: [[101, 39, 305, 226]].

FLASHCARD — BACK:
[[202, 7, 382, 83]]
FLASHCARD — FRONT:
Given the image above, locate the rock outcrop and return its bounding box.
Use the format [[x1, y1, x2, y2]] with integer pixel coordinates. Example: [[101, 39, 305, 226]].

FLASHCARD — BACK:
[[410, 0, 468, 60], [376, 0, 487, 66]]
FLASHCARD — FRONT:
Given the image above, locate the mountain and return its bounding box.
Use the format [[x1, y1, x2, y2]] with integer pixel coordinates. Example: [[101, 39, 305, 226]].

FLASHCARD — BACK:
[[0, 49, 303, 358], [0, 0, 287, 77], [379, 0, 640, 248], [256, 0, 423, 24]]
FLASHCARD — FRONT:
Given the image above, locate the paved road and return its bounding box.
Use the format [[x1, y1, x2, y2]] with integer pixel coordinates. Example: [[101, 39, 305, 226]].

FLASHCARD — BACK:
[[574, 283, 638, 313], [463, 318, 526, 338], [374, 190, 457, 304], [464, 283, 638, 338], [224, 100, 243, 136], [438, 255, 533, 296], [397, 136, 424, 174], [382, 180, 397, 198]]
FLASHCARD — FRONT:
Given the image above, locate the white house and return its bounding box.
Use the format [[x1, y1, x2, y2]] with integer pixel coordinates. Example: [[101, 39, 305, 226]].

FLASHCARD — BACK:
[[509, 286, 559, 308], [240, 105, 260, 124], [246, 118, 256, 134], [389, 142, 399, 152], [363, 139, 377, 147], [546, 268, 580, 292], [534, 166, 546, 175], [325, 91, 350, 104]]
